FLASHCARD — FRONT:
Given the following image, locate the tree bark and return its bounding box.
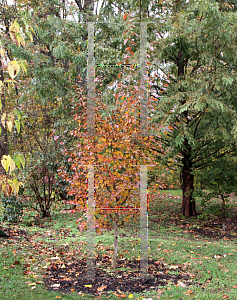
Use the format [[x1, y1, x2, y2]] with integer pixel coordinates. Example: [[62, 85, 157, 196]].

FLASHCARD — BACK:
[[181, 140, 196, 217]]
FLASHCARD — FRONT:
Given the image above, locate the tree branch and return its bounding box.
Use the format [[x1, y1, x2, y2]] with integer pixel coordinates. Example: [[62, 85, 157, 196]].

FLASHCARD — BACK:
[[74, 0, 83, 10]]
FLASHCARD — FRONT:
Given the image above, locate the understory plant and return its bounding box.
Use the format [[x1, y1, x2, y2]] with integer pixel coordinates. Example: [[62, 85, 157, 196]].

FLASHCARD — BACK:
[[194, 156, 237, 230], [1, 194, 24, 223], [21, 151, 59, 218]]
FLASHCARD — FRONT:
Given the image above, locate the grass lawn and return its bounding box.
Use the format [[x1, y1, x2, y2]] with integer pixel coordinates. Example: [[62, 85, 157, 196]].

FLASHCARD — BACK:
[[0, 190, 237, 299]]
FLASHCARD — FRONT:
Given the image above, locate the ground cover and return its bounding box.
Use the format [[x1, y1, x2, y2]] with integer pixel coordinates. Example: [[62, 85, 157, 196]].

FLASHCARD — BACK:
[[0, 190, 237, 299]]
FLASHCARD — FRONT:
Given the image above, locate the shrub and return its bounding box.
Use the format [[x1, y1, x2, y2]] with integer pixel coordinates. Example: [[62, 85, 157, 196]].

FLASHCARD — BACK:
[[1, 194, 24, 223], [194, 157, 237, 230]]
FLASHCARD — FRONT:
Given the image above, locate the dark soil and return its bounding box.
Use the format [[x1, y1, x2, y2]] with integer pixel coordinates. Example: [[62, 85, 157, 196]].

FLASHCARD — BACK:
[[190, 226, 237, 240], [178, 215, 237, 240], [43, 256, 193, 296]]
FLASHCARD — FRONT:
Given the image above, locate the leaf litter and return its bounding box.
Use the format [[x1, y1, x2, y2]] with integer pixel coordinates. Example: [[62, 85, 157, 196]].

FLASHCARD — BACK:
[[0, 224, 194, 296]]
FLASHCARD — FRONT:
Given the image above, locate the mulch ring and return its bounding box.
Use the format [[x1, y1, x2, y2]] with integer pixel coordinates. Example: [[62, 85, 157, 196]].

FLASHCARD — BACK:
[[43, 256, 194, 296]]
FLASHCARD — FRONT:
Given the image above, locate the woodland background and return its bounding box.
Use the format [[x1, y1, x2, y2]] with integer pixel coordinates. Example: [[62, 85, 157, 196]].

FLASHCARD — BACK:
[[0, 0, 237, 299]]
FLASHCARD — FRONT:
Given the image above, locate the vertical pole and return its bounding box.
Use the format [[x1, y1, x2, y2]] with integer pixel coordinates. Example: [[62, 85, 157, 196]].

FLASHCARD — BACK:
[[87, 22, 95, 136], [87, 165, 95, 279], [140, 22, 148, 136], [87, 22, 95, 279], [140, 165, 148, 278]]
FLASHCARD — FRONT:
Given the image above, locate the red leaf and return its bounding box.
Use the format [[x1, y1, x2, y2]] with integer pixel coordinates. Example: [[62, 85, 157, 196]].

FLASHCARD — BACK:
[[123, 14, 127, 20]]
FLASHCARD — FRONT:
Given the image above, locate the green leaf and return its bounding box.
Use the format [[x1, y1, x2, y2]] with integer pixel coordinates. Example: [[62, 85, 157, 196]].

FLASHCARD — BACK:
[[15, 120, 20, 133], [13, 153, 25, 169], [19, 60, 27, 74], [15, 110, 21, 121]]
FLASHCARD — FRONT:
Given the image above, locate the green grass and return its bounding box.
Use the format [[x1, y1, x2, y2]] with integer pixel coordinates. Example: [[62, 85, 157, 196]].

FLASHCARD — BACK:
[[1, 190, 237, 299]]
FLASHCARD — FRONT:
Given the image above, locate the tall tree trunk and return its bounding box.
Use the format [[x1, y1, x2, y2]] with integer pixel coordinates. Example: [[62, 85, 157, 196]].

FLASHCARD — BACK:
[[112, 212, 119, 270], [181, 140, 196, 217]]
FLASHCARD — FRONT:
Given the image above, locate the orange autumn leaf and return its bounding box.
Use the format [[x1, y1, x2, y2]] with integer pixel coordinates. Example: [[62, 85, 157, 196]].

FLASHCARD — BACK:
[[97, 285, 107, 292], [112, 292, 126, 298]]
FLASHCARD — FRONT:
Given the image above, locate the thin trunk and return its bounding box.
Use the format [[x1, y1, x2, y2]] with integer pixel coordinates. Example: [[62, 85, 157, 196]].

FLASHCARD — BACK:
[[220, 191, 226, 231], [112, 212, 119, 270]]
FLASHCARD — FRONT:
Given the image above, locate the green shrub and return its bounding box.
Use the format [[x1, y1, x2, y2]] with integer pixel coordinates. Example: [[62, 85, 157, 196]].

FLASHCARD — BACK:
[[194, 156, 237, 230], [1, 194, 24, 223]]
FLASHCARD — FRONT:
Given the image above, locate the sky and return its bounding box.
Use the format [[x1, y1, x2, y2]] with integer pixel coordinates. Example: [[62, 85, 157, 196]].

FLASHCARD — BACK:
[[6, 0, 104, 15]]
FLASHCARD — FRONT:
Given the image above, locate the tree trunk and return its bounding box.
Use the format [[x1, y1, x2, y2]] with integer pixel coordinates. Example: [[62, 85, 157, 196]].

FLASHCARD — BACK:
[[181, 168, 196, 217], [181, 140, 196, 217], [42, 208, 51, 218], [220, 192, 226, 231], [112, 213, 119, 270]]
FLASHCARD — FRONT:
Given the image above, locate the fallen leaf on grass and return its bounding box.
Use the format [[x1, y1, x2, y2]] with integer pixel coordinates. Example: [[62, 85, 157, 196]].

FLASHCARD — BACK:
[[112, 292, 126, 298], [185, 290, 193, 295], [97, 285, 107, 292]]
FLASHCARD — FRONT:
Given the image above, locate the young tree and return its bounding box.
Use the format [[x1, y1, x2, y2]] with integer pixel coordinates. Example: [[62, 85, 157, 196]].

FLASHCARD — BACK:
[[59, 18, 163, 269], [60, 81, 158, 270], [0, 4, 30, 195]]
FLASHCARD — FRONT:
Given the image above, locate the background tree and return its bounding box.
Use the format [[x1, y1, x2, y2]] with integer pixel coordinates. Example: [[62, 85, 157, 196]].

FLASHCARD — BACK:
[[148, 0, 237, 217]]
